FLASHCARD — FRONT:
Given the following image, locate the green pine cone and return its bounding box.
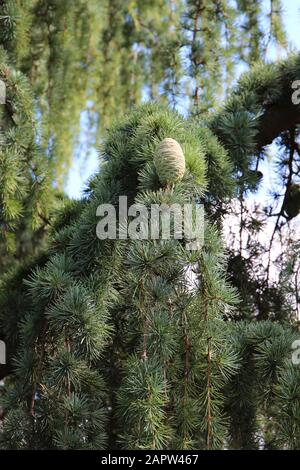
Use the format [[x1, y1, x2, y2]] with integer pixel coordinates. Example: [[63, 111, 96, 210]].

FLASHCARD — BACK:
[[154, 138, 186, 186]]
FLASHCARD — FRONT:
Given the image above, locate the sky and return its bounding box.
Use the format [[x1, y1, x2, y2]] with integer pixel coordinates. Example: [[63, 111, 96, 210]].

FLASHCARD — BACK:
[[65, 0, 300, 200]]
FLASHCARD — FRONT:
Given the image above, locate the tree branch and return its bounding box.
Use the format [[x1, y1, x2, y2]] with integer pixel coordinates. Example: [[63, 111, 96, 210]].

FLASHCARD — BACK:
[[255, 102, 300, 151]]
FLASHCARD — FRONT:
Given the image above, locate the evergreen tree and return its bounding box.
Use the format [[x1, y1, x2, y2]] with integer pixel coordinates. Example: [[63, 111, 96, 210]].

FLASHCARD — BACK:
[[1, 95, 300, 449], [0, 105, 239, 448]]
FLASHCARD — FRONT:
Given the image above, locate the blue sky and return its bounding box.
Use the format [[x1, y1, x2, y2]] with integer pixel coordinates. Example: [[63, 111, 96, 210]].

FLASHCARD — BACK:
[[66, 0, 300, 199], [284, 0, 300, 50]]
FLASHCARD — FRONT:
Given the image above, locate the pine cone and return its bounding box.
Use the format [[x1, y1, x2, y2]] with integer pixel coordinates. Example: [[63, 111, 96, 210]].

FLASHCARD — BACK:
[[154, 138, 185, 186]]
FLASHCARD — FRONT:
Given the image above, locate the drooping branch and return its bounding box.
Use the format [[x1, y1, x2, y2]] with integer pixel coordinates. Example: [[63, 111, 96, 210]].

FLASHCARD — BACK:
[[211, 55, 300, 156]]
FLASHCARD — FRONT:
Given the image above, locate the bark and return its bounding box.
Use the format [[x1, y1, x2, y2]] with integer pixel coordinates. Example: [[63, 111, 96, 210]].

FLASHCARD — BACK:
[[256, 102, 300, 151]]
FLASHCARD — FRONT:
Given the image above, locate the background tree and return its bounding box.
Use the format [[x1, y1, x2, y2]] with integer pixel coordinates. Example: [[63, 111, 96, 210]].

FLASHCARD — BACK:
[[0, 48, 59, 275], [0, 0, 288, 181]]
